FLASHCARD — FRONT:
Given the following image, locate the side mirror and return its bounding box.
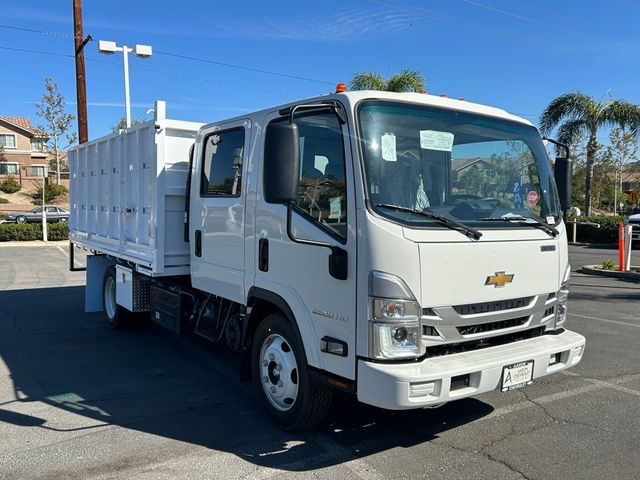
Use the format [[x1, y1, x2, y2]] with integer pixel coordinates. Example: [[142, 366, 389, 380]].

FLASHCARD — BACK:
[[263, 122, 300, 204], [554, 157, 572, 212]]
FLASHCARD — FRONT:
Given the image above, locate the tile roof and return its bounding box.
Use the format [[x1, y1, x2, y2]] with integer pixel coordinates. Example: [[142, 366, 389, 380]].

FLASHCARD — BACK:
[[0, 116, 47, 137]]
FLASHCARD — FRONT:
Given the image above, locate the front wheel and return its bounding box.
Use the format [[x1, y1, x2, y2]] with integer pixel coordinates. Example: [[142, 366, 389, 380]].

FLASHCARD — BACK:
[[251, 314, 332, 430], [16, 216, 27, 224]]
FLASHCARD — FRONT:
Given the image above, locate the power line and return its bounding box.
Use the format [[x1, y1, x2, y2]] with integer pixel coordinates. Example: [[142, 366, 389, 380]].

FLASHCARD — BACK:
[[0, 23, 76, 39], [155, 50, 335, 86], [0, 44, 301, 97], [0, 45, 74, 58], [0, 23, 335, 86]]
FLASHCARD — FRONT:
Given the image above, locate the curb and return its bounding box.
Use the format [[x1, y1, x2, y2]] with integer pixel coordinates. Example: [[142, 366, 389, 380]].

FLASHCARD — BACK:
[[0, 240, 70, 247], [581, 265, 640, 281]]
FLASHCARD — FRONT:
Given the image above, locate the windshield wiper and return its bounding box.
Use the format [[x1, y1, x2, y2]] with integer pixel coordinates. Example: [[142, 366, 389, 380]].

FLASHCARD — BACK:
[[376, 204, 482, 240], [479, 215, 559, 238]]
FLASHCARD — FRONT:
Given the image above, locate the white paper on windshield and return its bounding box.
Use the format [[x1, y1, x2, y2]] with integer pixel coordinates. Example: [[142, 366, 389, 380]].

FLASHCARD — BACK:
[[420, 130, 454, 152], [381, 133, 397, 161], [329, 197, 342, 220]]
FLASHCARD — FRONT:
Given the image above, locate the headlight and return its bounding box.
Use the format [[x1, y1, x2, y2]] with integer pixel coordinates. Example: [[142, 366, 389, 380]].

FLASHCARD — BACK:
[[369, 272, 421, 359], [556, 264, 570, 328]]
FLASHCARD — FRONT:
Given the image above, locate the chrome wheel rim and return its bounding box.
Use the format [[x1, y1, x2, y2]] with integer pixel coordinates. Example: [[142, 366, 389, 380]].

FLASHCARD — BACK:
[[259, 333, 299, 411]]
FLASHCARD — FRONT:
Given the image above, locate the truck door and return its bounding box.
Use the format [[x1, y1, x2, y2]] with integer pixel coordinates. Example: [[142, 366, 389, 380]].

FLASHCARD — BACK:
[[256, 109, 357, 380], [190, 119, 250, 303]]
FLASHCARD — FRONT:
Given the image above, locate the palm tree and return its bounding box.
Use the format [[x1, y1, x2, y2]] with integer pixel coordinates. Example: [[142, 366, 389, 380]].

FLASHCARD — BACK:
[[350, 70, 425, 93], [540, 93, 640, 216]]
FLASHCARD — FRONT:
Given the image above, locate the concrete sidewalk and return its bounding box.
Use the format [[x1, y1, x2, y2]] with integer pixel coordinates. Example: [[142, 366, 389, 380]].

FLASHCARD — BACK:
[[0, 240, 70, 247]]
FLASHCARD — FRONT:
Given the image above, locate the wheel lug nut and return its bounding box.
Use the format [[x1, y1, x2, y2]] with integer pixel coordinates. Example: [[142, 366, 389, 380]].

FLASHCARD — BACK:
[[270, 386, 276, 393], [268, 353, 275, 360], [262, 360, 268, 367], [277, 380, 283, 387], [263, 376, 269, 383]]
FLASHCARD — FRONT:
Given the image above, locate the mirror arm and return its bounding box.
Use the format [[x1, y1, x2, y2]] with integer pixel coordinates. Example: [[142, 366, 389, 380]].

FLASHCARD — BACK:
[[542, 136, 570, 159], [280, 101, 347, 125]]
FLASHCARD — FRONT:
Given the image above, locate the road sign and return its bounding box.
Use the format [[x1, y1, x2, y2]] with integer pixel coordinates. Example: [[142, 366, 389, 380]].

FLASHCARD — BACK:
[[527, 190, 539, 206], [628, 191, 640, 202]]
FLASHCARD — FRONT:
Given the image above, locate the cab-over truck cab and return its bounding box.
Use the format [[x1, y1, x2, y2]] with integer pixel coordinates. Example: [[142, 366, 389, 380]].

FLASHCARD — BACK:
[[186, 91, 585, 428]]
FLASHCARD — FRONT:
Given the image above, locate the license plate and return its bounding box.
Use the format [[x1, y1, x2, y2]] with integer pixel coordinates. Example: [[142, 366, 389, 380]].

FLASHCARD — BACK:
[[501, 360, 534, 392]]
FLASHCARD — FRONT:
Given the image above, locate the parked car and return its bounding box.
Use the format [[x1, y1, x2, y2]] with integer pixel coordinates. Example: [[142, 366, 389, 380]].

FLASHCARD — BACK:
[[6, 206, 69, 224], [626, 213, 640, 247]]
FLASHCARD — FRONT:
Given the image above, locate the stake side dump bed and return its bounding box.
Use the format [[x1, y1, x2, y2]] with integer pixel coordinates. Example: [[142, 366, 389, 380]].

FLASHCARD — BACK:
[[68, 103, 203, 276]]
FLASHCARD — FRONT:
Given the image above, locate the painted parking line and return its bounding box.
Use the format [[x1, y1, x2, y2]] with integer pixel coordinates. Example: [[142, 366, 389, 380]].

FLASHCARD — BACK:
[[477, 372, 640, 423], [568, 312, 639, 329]]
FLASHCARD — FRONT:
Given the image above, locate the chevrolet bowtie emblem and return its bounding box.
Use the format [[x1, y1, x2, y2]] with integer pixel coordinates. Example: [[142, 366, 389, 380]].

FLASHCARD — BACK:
[[485, 271, 514, 288]]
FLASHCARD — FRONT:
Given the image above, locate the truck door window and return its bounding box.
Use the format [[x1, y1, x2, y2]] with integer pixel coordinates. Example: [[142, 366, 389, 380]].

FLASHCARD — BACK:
[[200, 128, 244, 197], [292, 112, 348, 241]]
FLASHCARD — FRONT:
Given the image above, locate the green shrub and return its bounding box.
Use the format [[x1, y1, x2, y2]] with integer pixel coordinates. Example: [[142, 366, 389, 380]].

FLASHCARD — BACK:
[[601, 259, 616, 270], [0, 197, 8, 204], [0, 222, 68, 241], [0, 224, 39, 241], [566, 215, 625, 244], [0, 177, 21, 194], [45, 222, 69, 241], [31, 183, 68, 205]]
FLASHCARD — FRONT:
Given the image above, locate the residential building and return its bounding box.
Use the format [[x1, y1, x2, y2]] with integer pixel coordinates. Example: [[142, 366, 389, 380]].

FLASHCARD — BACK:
[[0, 116, 49, 183]]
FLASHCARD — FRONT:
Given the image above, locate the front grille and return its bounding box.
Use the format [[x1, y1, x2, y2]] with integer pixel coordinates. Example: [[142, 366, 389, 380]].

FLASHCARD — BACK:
[[457, 316, 529, 336], [424, 327, 545, 358], [453, 296, 533, 315]]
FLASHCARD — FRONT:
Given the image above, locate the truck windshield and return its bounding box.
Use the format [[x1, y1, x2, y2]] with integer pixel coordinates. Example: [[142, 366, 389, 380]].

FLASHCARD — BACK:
[[357, 101, 560, 230]]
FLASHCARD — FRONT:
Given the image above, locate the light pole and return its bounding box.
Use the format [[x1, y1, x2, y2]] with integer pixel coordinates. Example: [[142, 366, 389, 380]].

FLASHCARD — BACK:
[[98, 40, 152, 128], [41, 170, 47, 243]]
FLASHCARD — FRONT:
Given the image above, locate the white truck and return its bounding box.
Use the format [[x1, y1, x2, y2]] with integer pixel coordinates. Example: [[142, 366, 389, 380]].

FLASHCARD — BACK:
[[69, 91, 586, 430]]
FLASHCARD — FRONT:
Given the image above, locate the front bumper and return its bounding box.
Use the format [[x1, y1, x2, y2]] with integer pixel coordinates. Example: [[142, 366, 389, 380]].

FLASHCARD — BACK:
[[357, 329, 585, 410]]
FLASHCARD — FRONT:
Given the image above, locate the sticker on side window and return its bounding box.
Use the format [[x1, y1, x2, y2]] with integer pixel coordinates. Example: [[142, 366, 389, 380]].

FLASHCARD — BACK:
[[381, 133, 397, 162], [420, 130, 454, 152]]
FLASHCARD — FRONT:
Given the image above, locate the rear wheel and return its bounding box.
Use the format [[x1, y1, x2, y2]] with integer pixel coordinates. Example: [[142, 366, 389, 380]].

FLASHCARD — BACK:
[[102, 266, 133, 330], [16, 216, 26, 224], [251, 314, 332, 430]]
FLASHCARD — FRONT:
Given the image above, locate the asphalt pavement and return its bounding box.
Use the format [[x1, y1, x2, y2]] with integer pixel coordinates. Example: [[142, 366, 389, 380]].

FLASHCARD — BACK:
[[0, 243, 638, 479]]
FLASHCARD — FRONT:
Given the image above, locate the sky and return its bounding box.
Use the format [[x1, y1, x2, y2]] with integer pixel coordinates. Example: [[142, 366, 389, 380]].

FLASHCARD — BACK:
[[1, 0, 639, 141]]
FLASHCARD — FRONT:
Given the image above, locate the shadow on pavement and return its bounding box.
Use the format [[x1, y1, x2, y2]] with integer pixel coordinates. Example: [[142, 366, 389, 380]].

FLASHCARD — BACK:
[[0, 286, 493, 471]]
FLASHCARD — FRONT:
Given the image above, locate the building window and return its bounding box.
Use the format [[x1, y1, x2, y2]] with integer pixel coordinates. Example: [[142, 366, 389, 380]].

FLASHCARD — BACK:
[[0, 134, 17, 148], [200, 128, 245, 197], [31, 138, 46, 152], [0, 162, 19, 175], [31, 165, 46, 177]]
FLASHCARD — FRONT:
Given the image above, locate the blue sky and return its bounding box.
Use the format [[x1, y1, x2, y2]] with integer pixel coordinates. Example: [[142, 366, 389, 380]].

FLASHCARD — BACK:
[[1, 0, 639, 141]]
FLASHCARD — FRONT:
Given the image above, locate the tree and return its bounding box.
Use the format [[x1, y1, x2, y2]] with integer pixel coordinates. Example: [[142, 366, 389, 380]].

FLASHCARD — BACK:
[[35, 77, 76, 184], [111, 117, 145, 133], [539, 92, 640, 216], [599, 128, 639, 213], [350, 70, 425, 93]]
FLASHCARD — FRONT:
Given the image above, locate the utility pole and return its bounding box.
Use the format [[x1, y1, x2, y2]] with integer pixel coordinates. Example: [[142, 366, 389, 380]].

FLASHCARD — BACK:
[[73, 0, 91, 143]]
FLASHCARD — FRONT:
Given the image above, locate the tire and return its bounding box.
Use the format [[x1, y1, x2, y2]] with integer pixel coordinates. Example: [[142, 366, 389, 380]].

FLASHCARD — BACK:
[[102, 266, 132, 330], [16, 216, 27, 224], [251, 313, 332, 431]]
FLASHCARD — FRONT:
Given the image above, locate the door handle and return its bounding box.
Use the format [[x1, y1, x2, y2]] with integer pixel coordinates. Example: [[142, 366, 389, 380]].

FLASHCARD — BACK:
[[195, 230, 202, 257], [258, 238, 269, 272]]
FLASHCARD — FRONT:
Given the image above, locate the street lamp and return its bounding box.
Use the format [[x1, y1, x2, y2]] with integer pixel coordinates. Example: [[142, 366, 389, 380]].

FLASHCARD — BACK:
[[98, 40, 153, 128], [40, 167, 48, 243]]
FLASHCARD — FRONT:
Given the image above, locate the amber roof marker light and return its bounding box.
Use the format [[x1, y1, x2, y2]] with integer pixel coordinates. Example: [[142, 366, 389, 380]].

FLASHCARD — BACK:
[[335, 83, 348, 93]]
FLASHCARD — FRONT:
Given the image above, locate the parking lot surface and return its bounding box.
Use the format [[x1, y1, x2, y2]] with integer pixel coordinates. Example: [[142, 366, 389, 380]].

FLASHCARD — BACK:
[[0, 243, 638, 479]]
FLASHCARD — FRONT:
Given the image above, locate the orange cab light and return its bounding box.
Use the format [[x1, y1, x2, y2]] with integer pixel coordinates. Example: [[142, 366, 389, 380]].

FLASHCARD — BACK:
[[335, 83, 348, 93]]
